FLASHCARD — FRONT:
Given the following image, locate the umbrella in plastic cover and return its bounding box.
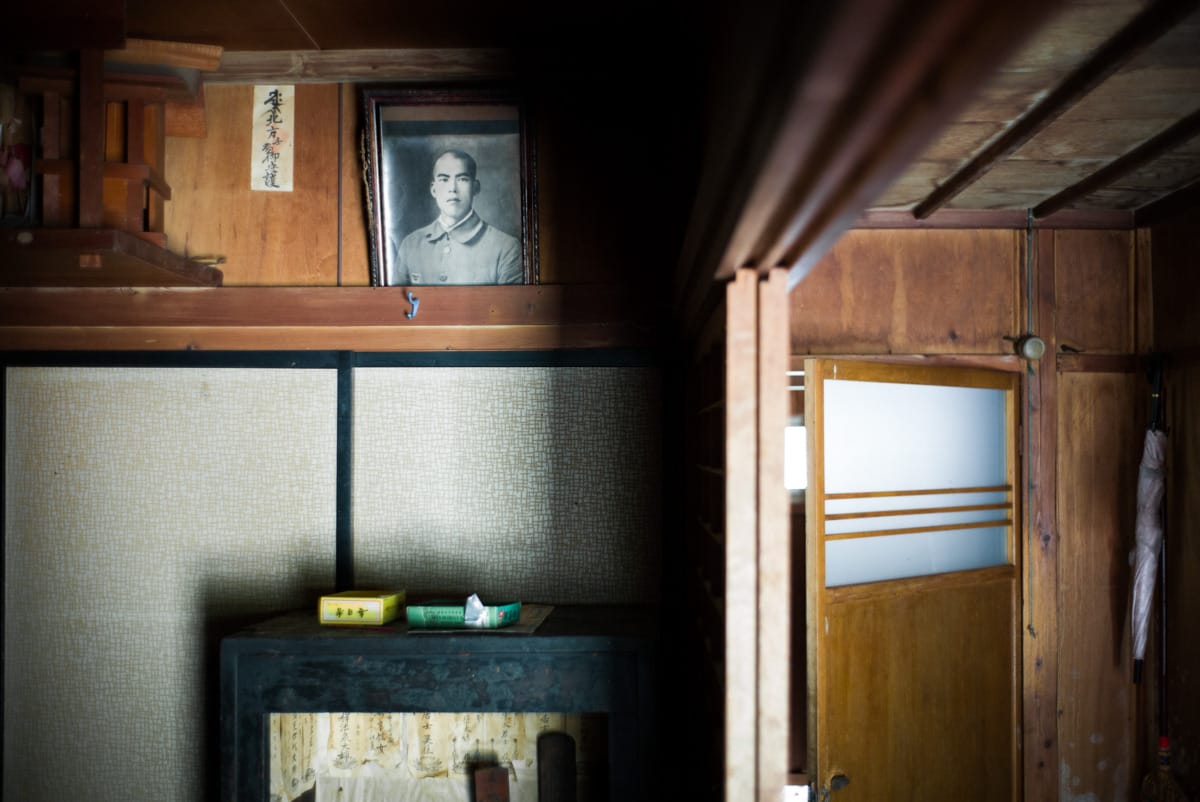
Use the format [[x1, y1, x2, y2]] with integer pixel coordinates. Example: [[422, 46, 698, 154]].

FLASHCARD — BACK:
[[1131, 426, 1166, 683]]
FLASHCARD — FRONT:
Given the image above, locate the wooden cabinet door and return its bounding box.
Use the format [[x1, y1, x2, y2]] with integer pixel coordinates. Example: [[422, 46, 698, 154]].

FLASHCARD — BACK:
[[805, 359, 1020, 802]]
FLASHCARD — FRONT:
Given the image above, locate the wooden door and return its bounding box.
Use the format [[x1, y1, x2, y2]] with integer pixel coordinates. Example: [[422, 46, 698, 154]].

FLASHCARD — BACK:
[[805, 359, 1020, 801]]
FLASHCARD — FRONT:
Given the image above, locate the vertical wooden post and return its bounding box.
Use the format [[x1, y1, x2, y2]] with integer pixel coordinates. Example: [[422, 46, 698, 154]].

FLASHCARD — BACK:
[[77, 49, 105, 228], [726, 267, 761, 801], [757, 267, 791, 801], [1023, 227, 1059, 801], [726, 266, 793, 801]]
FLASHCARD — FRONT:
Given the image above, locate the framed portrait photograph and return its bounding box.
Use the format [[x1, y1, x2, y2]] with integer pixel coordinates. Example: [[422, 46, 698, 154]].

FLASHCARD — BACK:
[[362, 87, 537, 287]]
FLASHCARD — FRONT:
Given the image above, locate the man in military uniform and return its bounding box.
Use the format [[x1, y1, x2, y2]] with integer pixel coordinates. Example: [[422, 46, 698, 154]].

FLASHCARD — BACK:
[[392, 149, 522, 285]]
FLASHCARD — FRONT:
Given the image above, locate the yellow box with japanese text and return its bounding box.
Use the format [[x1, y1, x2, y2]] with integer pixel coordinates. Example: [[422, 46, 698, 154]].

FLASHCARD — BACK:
[[318, 590, 405, 625]]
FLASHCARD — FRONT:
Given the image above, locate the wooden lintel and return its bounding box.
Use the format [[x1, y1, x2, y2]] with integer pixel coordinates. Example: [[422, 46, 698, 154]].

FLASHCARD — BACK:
[[0, 284, 655, 352], [0, 285, 654, 329], [0, 324, 651, 353], [202, 48, 516, 84], [913, 0, 1200, 219], [789, 353, 1026, 373]]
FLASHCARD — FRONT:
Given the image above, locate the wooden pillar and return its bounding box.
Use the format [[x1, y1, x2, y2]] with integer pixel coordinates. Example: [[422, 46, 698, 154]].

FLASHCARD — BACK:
[[756, 267, 791, 801], [726, 268, 760, 801], [1023, 227, 1059, 801], [725, 266, 792, 802]]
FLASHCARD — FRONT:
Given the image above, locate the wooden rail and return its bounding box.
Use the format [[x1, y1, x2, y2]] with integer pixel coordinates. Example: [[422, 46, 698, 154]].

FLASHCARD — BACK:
[[0, 285, 657, 351]]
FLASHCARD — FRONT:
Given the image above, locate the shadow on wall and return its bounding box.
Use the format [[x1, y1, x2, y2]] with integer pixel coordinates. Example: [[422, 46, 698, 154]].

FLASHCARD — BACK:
[[348, 365, 663, 606], [201, 561, 332, 800]]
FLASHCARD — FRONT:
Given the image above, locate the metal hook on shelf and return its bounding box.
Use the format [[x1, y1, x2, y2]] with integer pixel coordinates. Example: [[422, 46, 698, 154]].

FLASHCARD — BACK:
[[406, 291, 420, 320]]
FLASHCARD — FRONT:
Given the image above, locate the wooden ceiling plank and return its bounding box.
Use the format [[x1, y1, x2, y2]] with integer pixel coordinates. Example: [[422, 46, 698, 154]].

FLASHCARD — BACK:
[[767, 0, 1064, 289], [912, 0, 1200, 219], [274, 0, 321, 49], [675, 0, 1062, 307], [1033, 107, 1200, 216]]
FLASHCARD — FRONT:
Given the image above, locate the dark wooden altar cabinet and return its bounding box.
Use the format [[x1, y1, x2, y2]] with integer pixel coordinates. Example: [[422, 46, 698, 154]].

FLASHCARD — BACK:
[[220, 605, 658, 801]]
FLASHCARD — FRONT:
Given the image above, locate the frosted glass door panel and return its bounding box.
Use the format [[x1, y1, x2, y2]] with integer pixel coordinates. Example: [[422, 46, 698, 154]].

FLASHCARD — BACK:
[[824, 379, 1006, 492], [820, 377, 1012, 587], [826, 526, 1010, 586]]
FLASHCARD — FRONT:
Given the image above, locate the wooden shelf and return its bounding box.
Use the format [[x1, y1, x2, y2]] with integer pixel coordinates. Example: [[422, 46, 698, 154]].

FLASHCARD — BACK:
[[0, 228, 222, 287], [0, 285, 656, 351]]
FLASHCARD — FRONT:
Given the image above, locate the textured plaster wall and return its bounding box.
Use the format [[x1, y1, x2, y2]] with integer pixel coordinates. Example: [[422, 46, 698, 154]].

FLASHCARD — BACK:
[[4, 367, 339, 801], [3, 364, 661, 802], [352, 367, 662, 604]]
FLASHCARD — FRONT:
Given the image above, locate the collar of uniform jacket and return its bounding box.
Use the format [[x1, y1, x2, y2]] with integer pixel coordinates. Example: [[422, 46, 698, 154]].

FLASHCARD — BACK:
[[426, 211, 485, 245]]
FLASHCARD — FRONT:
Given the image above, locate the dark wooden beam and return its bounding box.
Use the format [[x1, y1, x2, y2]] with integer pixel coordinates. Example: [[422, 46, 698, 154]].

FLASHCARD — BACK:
[[1134, 176, 1200, 228], [913, 0, 1200, 219], [1034, 108, 1200, 218]]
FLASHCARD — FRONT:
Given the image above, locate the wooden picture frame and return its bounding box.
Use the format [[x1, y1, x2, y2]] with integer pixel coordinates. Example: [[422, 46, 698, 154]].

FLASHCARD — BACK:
[[362, 86, 537, 287]]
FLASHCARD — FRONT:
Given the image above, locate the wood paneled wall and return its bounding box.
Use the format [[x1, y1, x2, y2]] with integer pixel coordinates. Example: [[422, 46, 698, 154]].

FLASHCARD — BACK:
[[790, 229, 1020, 355], [1056, 370, 1142, 798], [164, 84, 357, 285], [791, 226, 1151, 802], [160, 78, 693, 288]]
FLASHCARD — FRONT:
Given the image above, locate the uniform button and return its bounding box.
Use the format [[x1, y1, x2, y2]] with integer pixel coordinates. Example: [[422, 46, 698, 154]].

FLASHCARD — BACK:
[[439, 274, 449, 282], [410, 273, 422, 283]]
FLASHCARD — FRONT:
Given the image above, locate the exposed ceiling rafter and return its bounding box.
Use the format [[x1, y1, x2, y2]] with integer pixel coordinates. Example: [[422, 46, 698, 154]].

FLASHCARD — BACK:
[[911, 0, 1200, 220], [1033, 107, 1200, 217]]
